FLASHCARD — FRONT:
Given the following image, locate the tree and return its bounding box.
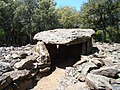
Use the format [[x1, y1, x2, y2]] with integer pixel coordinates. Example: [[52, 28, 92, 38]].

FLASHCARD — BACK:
[[0, 0, 16, 45], [14, 0, 37, 44], [33, 0, 58, 31], [80, 0, 120, 42], [57, 6, 81, 28]]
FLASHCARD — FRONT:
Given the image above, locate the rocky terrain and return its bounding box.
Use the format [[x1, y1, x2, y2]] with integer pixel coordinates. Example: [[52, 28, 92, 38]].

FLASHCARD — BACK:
[[56, 42, 120, 90], [0, 42, 51, 90], [0, 29, 120, 90], [0, 42, 120, 90]]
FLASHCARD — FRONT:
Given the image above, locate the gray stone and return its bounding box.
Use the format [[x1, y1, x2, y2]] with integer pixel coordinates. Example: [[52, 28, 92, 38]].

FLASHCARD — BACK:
[[91, 58, 104, 67], [0, 74, 12, 90], [91, 66, 120, 78], [0, 62, 13, 75], [3, 70, 30, 81], [76, 62, 97, 76], [112, 84, 120, 90], [65, 67, 77, 77], [33, 29, 95, 45], [73, 59, 87, 67], [14, 52, 39, 69], [86, 73, 112, 90], [81, 62, 97, 75], [74, 55, 89, 67], [35, 41, 51, 67], [11, 53, 19, 59]]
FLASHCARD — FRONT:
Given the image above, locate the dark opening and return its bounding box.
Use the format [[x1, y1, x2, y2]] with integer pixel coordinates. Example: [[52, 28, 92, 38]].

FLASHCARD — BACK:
[[46, 43, 83, 69]]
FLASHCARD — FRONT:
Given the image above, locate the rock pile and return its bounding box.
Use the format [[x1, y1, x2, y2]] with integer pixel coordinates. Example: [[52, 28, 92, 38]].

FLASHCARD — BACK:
[[57, 42, 120, 90], [0, 42, 51, 90]]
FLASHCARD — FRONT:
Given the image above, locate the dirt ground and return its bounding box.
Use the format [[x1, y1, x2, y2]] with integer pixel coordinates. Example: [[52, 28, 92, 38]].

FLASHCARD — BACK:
[[31, 67, 65, 90]]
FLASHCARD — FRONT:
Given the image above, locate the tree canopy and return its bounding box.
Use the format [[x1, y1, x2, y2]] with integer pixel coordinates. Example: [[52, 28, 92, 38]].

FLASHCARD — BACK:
[[0, 0, 119, 46]]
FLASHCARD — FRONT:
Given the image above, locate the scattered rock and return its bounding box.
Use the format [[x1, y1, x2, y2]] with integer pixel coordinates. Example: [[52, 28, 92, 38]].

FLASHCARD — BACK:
[[112, 84, 120, 90], [65, 67, 78, 77], [86, 73, 112, 90]]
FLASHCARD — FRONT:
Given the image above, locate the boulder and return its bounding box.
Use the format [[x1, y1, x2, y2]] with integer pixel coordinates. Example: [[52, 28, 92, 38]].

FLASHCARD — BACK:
[[73, 55, 88, 67], [14, 52, 39, 70], [3, 70, 30, 81], [33, 29, 95, 45], [0, 74, 12, 90], [75, 62, 97, 76], [0, 62, 13, 75], [91, 66, 120, 78], [86, 73, 112, 90], [35, 41, 51, 67]]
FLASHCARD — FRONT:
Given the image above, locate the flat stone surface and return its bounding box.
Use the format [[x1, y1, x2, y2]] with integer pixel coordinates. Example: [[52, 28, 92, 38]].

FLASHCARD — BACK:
[[91, 66, 120, 78], [86, 73, 112, 90], [3, 70, 30, 81], [33, 29, 95, 45], [14, 52, 39, 70]]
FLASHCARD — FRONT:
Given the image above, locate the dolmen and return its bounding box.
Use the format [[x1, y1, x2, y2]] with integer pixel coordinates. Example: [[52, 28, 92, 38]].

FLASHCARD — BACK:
[[0, 29, 95, 90], [34, 29, 95, 59]]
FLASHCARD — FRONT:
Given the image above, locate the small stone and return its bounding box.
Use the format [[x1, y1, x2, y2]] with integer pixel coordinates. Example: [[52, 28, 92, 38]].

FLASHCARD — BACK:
[[65, 67, 77, 77], [91, 58, 104, 67], [12, 53, 19, 59], [75, 74, 86, 82], [0, 62, 13, 74], [39, 67, 50, 73], [20, 52, 28, 59]]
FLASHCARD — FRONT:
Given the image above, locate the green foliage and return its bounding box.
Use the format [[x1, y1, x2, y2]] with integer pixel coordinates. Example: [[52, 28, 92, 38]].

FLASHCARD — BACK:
[[57, 7, 81, 28], [0, 0, 58, 46], [0, 28, 5, 38], [33, 0, 58, 31], [80, 0, 120, 43], [94, 30, 111, 43]]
